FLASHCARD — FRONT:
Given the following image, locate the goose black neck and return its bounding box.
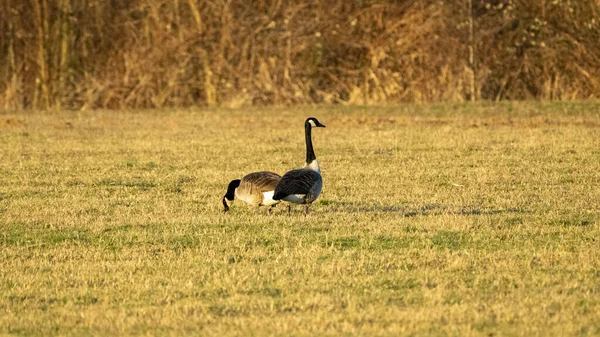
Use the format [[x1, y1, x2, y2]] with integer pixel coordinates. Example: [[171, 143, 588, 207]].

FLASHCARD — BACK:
[[305, 122, 316, 164], [225, 179, 240, 200]]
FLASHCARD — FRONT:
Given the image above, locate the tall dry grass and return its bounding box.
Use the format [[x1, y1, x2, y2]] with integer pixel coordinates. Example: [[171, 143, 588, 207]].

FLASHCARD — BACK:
[[0, 0, 599, 110]]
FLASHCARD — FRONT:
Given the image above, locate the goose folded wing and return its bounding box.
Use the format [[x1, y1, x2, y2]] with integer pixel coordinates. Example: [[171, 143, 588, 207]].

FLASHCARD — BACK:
[[274, 169, 320, 198], [243, 171, 281, 192]]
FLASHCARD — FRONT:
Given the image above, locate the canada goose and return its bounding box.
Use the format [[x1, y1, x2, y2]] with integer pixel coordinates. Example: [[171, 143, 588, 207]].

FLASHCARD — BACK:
[[222, 171, 282, 213], [273, 117, 326, 214]]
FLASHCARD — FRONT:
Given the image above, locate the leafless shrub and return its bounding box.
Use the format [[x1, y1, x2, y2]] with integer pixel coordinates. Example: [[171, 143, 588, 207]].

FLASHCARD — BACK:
[[0, 0, 598, 110]]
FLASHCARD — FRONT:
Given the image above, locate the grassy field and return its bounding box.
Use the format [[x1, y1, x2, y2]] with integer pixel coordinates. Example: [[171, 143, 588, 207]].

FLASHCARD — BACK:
[[1, 102, 599, 336]]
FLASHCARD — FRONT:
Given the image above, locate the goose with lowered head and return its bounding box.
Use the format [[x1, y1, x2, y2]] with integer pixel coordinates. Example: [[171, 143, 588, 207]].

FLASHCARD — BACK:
[[222, 171, 282, 213]]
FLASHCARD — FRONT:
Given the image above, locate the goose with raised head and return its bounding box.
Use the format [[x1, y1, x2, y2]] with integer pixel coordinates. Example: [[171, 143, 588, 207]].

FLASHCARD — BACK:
[[222, 171, 282, 213], [273, 117, 326, 214]]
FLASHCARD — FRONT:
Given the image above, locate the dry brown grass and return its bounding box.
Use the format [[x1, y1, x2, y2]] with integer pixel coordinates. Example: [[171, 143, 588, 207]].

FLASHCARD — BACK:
[[1, 1, 600, 109], [1, 102, 600, 336]]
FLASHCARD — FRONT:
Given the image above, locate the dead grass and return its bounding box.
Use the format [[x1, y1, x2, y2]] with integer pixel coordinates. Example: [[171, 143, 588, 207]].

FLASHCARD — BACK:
[[1, 101, 599, 336], [3, 1, 600, 109]]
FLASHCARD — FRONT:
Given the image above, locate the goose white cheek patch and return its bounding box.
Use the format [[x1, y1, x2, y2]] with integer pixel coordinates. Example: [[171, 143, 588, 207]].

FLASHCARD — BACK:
[[308, 120, 316, 127]]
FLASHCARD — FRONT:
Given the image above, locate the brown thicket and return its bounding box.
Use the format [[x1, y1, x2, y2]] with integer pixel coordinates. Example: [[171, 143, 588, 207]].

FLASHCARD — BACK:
[[1, 0, 599, 110]]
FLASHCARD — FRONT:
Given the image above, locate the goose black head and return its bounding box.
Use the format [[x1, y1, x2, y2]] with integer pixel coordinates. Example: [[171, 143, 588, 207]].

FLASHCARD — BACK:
[[306, 117, 326, 128], [222, 179, 241, 213]]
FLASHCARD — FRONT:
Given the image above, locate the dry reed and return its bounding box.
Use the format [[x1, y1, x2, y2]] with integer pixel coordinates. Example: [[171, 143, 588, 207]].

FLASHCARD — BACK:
[[0, 0, 599, 110]]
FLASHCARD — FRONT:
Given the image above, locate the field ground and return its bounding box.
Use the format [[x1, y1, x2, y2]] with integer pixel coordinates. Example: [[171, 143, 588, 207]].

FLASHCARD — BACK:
[[1, 102, 599, 336]]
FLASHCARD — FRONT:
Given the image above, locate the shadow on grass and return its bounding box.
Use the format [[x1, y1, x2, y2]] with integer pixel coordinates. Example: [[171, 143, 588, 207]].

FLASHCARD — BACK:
[[318, 200, 529, 217]]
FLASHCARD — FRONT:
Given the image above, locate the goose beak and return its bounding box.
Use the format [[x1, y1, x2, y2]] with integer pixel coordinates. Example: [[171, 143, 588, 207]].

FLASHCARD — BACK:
[[317, 122, 326, 128]]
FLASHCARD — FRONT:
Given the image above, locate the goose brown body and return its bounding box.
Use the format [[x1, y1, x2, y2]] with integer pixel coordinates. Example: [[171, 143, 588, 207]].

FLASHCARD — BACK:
[[235, 171, 281, 206], [222, 171, 281, 213]]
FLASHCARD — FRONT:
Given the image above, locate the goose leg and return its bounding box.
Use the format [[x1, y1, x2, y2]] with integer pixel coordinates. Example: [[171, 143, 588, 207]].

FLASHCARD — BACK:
[[304, 204, 310, 216], [287, 203, 291, 215]]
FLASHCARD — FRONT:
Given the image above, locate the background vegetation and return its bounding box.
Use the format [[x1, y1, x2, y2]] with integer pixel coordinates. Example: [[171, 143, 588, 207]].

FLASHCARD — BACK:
[[1, 103, 599, 335], [1, 0, 599, 110]]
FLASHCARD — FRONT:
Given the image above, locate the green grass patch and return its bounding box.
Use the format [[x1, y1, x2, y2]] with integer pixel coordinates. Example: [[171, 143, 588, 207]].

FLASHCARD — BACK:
[[1, 103, 599, 336]]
